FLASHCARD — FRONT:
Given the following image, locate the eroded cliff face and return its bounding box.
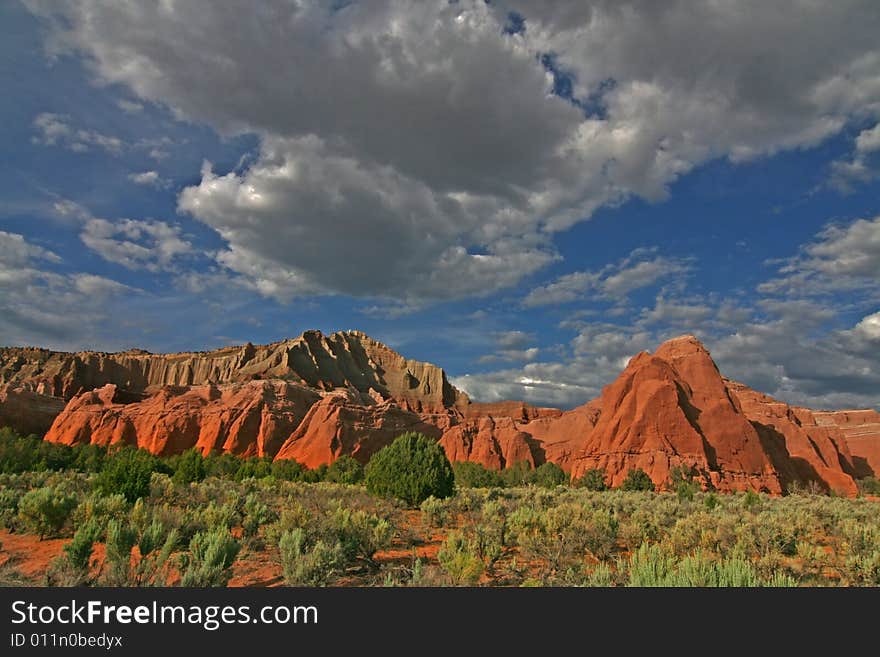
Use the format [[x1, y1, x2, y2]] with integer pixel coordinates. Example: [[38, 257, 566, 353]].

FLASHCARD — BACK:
[[8, 331, 877, 495], [0, 329, 467, 413], [43, 381, 321, 458], [810, 409, 880, 478]]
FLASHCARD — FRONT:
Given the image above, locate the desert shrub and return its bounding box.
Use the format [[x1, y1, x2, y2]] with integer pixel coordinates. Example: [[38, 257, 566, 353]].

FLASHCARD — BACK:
[[575, 468, 608, 491], [149, 472, 176, 500], [180, 527, 240, 587], [742, 490, 762, 510], [365, 432, 454, 507], [323, 505, 392, 568], [704, 493, 720, 510], [532, 462, 567, 488], [437, 532, 484, 585], [500, 461, 534, 487], [17, 486, 77, 539], [71, 444, 106, 473], [71, 492, 128, 528], [586, 563, 615, 587], [172, 449, 206, 485], [857, 477, 880, 496], [0, 488, 22, 530], [202, 452, 241, 479], [47, 518, 103, 586], [262, 503, 311, 546], [233, 457, 273, 481], [102, 519, 137, 586], [626, 544, 795, 587], [453, 461, 504, 488], [96, 448, 169, 503], [301, 464, 329, 483], [242, 493, 277, 538], [270, 459, 307, 482], [325, 456, 365, 485], [420, 495, 448, 527], [620, 469, 654, 492], [279, 528, 343, 586]]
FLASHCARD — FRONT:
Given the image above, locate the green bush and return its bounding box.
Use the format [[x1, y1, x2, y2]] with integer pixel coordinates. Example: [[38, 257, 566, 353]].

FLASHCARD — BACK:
[[172, 449, 206, 485], [17, 487, 78, 539], [437, 532, 484, 586], [96, 448, 169, 503], [180, 527, 240, 587], [532, 462, 567, 488], [47, 518, 103, 585], [500, 461, 533, 487], [325, 456, 365, 485], [857, 477, 880, 496], [270, 459, 307, 482], [365, 433, 454, 506], [279, 529, 343, 586], [620, 469, 655, 492], [453, 461, 504, 488], [575, 468, 608, 491]]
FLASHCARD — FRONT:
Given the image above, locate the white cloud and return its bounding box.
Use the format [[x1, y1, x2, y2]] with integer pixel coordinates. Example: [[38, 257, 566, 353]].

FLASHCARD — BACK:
[[80, 217, 192, 272], [760, 214, 880, 296], [127, 170, 164, 187], [31, 112, 124, 154], [117, 98, 144, 113], [830, 122, 880, 191], [523, 249, 691, 307], [0, 231, 134, 349], [24, 1, 880, 302]]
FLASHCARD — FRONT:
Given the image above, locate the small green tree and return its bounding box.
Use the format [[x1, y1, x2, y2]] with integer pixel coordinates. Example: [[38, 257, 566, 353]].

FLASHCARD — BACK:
[[172, 449, 206, 485], [365, 433, 454, 507], [620, 468, 655, 492], [533, 462, 567, 488], [325, 455, 365, 485], [96, 448, 169, 503], [17, 487, 78, 539], [575, 468, 609, 491], [452, 461, 504, 488]]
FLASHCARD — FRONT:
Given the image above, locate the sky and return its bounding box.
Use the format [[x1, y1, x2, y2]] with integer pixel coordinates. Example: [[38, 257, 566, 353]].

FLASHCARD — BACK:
[[2, 1, 880, 411]]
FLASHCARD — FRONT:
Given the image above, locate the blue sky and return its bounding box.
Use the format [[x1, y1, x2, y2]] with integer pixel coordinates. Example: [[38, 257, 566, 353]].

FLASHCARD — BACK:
[[2, 1, 880, 410]]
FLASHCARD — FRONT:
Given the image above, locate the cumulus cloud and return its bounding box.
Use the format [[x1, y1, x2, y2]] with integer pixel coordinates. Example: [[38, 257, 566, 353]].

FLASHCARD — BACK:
[[80, 217, 192, 272], [477, 331, 541, 364], [31, 112, 123, 154], [24, 1, 880, 302], [759, 214, 880, 298], [127, 170, 166, 187], [523, 249, 691, 307], [830, 123, 880, 191], [0, 231, 134, 348]]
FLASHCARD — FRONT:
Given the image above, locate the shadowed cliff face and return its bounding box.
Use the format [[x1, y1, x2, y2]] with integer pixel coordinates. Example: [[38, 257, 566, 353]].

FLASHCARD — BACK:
[[2, 332, 875, 495], [0, 329, 467, 413]]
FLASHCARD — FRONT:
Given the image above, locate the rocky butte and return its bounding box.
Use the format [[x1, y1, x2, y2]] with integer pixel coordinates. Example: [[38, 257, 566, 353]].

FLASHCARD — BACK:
[[1, 330, 877, 496]]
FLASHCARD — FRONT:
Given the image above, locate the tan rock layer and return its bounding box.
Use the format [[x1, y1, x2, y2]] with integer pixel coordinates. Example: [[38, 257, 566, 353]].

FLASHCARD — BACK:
[[0, 329, 468, 413]]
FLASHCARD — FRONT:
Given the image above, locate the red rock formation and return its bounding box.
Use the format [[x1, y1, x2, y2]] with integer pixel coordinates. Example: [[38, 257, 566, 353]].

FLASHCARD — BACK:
[[274, 391, 442, 468], [44, 381, 320, 458], [811, 409, 880, 478], [20, 331, 877, 496], [570, 339, 785, 493], [727, 381, 859, 496]]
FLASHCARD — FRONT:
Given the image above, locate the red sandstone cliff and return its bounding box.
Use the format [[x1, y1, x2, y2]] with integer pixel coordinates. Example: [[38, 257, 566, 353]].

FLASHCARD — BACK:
[[2, 331, 874, 495]]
